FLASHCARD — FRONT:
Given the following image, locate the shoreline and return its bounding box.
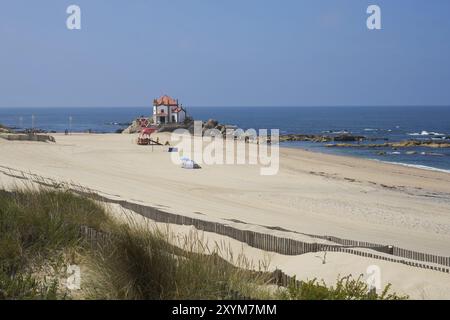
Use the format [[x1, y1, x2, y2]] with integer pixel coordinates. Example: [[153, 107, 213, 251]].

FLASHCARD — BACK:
[[377, 160, 450, 175], [1, 133, 450, 298], [3, 127, 449, 175], [1, 133, 450, 250], [281, 143, 450, 175]]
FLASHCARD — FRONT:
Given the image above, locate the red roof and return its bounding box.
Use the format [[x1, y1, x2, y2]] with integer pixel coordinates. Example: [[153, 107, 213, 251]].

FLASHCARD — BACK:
[[154, 95, 178, 106]]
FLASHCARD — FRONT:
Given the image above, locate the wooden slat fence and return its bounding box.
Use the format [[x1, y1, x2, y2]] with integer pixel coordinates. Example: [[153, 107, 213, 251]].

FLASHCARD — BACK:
[[1, 168, 449, 274], [74, 191, 450, 273]]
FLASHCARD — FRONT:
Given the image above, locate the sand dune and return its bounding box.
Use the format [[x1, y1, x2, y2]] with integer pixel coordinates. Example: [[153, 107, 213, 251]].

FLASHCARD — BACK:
[[1, 133, 450, 299]]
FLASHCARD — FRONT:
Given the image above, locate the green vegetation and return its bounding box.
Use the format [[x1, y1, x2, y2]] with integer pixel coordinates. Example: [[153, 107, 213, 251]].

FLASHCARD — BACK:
[[279, 276, 406, 300], [0, 187, 407, 300], [0, 188, 109, 299], [83, 223, 273, 300]]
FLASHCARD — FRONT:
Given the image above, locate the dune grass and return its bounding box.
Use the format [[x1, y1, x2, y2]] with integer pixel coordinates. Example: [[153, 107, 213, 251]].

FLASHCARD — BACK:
[[82, 221, 274, 300], [278, 276, 406, 300], [0, 187, 110, 299], [0, 187, 407, 300]]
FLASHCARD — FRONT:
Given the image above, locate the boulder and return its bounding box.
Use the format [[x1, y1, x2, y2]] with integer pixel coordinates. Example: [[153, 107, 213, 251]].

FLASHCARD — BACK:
[[216, 125, 225, 133], [204, 119, 219, 129], [333, 134, 365, 142], [122, 118, 152, 134], [122, 120, 141, 134], [279, 134, 366, 143]]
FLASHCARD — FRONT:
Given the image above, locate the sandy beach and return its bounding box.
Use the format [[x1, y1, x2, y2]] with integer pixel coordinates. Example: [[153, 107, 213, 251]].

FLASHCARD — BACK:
[[1, 133, 450, 298]]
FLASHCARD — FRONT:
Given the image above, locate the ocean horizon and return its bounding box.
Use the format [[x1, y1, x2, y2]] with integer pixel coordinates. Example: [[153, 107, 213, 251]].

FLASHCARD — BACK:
[[1, 106, 450, 173]]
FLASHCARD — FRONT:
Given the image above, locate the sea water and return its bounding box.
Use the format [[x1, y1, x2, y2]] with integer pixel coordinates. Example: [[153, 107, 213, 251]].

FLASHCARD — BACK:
[[1, 106, 449, 172]]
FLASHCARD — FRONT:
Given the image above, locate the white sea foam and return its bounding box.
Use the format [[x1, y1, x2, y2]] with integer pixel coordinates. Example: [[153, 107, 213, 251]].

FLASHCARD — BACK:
[[322, 130, 350, 134], [375, 160, 450, 174], [407, 130, 446, 136]]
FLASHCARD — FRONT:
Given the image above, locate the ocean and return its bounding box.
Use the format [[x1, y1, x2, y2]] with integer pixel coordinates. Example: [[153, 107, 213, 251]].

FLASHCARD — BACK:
[[1, 106, 449, 173]]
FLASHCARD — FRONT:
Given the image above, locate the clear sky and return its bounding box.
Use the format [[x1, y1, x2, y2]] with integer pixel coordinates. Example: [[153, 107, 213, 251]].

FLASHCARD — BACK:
[[1, 0, 450, 107]]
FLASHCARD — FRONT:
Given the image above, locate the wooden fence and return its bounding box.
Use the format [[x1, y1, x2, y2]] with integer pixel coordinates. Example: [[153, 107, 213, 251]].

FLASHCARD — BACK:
[[78, 225, 300, 292], [74, 190, 450, 274], [1, 166, 449, 274]]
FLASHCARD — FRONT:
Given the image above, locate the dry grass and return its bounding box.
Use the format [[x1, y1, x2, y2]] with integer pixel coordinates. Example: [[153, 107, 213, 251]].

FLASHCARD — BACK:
[[0, 186, 406, 300]]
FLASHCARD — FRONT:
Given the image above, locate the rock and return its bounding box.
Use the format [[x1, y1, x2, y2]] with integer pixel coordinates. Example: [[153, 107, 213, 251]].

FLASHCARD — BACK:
[[187, 124, 195, 135], [204, 119, 219, 129], [122, 120, 140, 134], [333, 134, 365, 142], [122, 118, 152, 134], [216, 125, 225, 133], [391, 140, 450, 148], [391, 141, 419, 148], [279, 133, 367, 143], [326, 143, 387, 148], [158, 122, 192, 133], [279, 134, 327, 142]]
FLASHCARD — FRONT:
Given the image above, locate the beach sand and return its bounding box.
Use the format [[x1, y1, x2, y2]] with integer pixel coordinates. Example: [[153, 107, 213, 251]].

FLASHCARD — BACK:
[[1, 133, 450, 299]]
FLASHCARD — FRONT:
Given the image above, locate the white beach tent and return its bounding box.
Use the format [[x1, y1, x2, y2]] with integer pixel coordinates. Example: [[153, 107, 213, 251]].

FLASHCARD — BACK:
[[180, 156, 201, 169]]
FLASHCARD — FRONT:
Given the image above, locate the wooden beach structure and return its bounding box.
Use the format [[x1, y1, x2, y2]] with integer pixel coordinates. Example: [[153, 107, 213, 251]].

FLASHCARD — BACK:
[[137, 127, 161, 146]]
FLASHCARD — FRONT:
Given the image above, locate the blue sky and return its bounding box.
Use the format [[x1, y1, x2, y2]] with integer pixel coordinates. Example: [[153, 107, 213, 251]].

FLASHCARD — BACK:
[[1, 0, 450, 107]]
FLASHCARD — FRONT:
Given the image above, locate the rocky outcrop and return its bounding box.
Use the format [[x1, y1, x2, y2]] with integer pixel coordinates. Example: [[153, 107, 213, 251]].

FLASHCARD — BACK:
[[204, 119, 219, 130], [157, 122, 192, 133], [280, 132, 450, 148], [333, 134, 366, 142], [279, 134, 371, 143], [279, 134, 324, 142], [390, 140, 450, 148], [122, 118, 152, 134], [183, 119, 231, 136]]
